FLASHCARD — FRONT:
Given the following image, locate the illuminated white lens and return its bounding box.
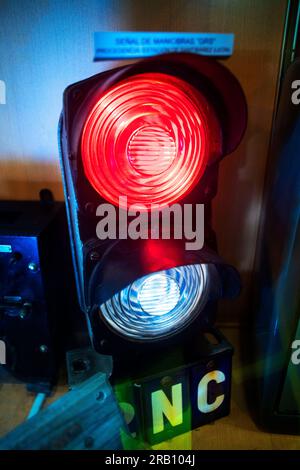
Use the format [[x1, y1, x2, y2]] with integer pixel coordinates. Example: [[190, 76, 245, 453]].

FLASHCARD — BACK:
[[138, 274, 180, 316], [99, 264, 211, 341]]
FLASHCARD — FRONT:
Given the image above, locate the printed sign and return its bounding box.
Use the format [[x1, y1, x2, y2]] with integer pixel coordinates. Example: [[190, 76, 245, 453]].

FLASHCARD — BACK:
[[114, 354, 231, 446], [0, 244, 12, 253], [94, 32, 234, 60]]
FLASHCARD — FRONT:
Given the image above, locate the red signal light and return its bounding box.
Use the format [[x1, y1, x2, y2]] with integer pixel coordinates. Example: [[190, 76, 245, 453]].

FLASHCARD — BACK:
[[81, 72, 222, 210]]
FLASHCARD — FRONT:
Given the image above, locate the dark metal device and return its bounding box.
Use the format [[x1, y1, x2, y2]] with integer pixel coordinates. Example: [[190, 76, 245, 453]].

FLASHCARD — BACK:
[[0, 194, 76, 391], [252, 58, 300, 433]]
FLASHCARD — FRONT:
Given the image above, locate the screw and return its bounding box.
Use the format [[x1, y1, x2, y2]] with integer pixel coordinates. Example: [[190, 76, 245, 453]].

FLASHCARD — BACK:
[[90, 251, 100, 262], [19, 302, 32, 319], [85, 202, 94, 214], [72, 89, 81, 100], [100, 339, 109, 351], [19, 309, 27, 320], [160, 376, 174, 388], [39, 345, 48, 353], [28, 262, 38, 272], [206, 360, 215, 370]]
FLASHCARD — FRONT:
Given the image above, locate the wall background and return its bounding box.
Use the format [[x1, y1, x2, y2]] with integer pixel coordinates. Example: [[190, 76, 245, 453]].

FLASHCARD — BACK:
[[0, 0, 287, 322]]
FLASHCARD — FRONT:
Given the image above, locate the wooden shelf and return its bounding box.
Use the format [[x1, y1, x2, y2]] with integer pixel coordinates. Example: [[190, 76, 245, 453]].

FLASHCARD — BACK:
[[0, 326, 299, 450]]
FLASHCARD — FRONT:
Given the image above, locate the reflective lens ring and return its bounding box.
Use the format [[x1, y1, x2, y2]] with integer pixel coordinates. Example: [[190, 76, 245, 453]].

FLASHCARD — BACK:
[[98, 264, 211, 341]]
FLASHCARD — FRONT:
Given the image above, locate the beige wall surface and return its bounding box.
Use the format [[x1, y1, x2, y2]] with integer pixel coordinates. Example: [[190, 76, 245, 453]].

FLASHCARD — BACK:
[[0, 0, 287, 321]]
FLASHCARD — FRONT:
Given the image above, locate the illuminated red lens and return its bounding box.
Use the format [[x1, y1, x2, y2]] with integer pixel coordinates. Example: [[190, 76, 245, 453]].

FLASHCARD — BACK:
[[81, 72, 221, 210]]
